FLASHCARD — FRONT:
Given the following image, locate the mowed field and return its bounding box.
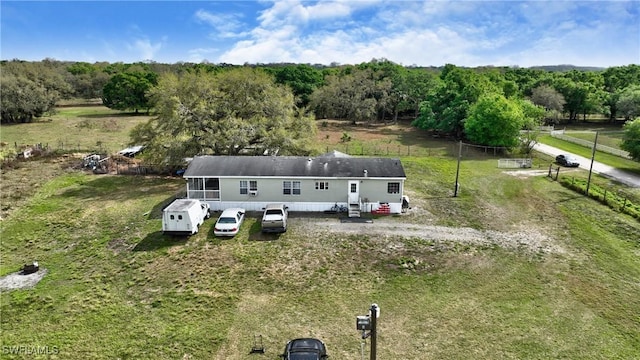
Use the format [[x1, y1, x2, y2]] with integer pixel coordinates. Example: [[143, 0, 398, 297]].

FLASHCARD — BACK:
[[0, 106, 151, 154], [1, 108, 640, 359]]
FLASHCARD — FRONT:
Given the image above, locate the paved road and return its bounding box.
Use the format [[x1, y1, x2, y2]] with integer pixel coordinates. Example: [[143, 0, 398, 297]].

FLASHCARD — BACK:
[[533, 143, 640, 188]]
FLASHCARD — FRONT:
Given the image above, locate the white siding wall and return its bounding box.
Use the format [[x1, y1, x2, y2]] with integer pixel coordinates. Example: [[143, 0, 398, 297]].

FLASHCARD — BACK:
[[204, 200, 403, 213], [189, 176, 405, 213]]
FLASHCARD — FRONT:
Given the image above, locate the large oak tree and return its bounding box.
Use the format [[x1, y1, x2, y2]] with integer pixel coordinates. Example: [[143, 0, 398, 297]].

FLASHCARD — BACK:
[[102, 71, 157, 113], [0, 60, 72, 123], [617, 85, 640, 120], [620, 118, 640, 161], [464, 94, 525, 148], [130, 68, 316, 165]]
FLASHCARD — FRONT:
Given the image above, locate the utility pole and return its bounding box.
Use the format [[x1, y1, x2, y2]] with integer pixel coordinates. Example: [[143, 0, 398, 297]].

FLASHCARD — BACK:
[[586, 131, 598, 196], [454, 141, 462, 197]]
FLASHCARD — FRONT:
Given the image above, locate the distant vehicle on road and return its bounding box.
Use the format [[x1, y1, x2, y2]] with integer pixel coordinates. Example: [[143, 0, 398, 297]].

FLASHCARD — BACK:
[[555, 154, 580, 167]]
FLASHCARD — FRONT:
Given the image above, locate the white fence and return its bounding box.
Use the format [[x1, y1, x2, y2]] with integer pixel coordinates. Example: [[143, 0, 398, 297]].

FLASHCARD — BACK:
[[520, 126, 555, 135], [550, 130, 631, 158], [498, 158, 532, 168]]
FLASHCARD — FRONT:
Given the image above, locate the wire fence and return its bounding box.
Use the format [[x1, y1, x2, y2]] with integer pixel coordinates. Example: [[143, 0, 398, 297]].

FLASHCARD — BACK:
[[556, 173, 639, 219], [4, 138, 533, 176], [550, 130, 630, 158], [324, 142, 516, 159]]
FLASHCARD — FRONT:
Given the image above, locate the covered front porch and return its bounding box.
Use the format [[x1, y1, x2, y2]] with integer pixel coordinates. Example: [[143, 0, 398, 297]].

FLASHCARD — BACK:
[[186, 177, 220, 200]]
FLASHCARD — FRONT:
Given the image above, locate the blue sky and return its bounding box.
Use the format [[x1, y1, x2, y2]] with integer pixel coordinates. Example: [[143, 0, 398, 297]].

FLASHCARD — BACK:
[[1, 1, 639, 67]]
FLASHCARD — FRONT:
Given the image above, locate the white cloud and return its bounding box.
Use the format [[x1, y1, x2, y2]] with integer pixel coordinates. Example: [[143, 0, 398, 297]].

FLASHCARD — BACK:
[[188, 47, 219, 63], [211, 0, 639, 67], [305, 1, 353, 20], [257, 0, 371, 28], [195, 9, 248, 38], [127, 38, 163, 61], [508, 19, 639, 67]]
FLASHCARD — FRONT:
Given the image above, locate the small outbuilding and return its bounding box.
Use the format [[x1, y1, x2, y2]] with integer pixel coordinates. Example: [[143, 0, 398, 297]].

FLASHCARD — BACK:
[[182, 152, 406, 215]]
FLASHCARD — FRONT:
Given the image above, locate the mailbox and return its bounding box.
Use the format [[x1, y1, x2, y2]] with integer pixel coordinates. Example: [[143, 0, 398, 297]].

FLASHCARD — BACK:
[[356, 315, 371, 330]]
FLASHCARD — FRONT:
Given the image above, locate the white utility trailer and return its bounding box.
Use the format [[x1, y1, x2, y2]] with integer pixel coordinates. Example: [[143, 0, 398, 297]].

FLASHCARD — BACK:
[[162, 199, 210, 236]]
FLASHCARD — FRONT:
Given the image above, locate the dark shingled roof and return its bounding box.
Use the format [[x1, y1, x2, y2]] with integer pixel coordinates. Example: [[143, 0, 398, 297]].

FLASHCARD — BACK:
[[183, 155, 406, 178]]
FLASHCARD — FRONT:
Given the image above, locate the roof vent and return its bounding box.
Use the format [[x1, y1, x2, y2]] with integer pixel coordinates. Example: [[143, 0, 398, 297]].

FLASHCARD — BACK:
[[363, 169, 368, 177]]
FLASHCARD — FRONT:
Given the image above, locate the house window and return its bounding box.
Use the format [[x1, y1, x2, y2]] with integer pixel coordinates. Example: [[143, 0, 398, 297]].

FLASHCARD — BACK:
[[283, 181, 301, 195], [240, 180, 258, 194], [315, 181, 329, 190], [387, 182, 400, 194]]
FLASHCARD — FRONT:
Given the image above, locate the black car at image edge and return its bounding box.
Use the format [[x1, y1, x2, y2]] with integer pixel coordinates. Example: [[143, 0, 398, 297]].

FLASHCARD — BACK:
[[555, 154, 580, 167], [281, 338, 329, 360]]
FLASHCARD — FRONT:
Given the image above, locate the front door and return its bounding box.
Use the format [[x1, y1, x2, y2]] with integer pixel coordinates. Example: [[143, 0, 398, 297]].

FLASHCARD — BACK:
[[348, 180, 359, 204]]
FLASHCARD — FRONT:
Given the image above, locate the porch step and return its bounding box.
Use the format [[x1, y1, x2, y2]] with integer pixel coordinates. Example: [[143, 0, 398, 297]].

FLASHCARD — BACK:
[[348, 204, 361, 218]]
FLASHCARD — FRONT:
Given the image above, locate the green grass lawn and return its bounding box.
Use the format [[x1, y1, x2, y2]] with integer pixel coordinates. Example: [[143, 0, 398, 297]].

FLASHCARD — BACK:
[[0, 105, 151, 154], [563, 130, 625, 149], [1, 116, 639, 359], [1, 153, 639, 359]]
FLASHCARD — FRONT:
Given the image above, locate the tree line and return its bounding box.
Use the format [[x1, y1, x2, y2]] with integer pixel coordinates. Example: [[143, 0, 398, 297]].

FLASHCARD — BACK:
[[1, 58, 639, 160]]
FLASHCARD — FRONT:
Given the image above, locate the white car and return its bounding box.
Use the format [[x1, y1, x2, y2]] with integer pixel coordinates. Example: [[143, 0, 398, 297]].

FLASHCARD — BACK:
[[214, 208, 245, 237]]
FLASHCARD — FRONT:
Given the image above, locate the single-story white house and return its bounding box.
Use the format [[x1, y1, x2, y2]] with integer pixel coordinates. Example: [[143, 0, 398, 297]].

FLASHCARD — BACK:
[[182, 151, 406, 215]]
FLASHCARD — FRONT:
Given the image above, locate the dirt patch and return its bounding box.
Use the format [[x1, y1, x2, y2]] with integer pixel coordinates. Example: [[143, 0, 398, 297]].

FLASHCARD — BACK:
[[316, 120, 430, 150], [503, 169, 550, 178], [107, 238, 134, 254], [0, 269, 48, 291]]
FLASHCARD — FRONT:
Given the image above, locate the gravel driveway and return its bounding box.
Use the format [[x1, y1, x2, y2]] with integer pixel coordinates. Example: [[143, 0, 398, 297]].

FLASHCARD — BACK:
[[291, 217, 566, 255]]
